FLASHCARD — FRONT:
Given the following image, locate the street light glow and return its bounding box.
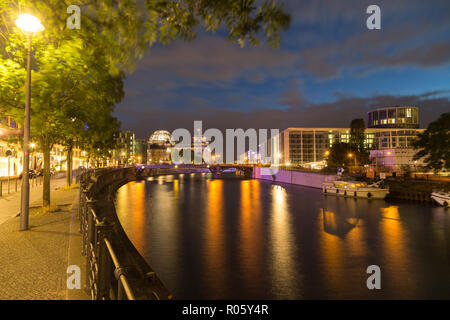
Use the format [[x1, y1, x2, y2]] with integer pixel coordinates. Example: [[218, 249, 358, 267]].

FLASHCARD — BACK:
[[15, 14, 44, 33]]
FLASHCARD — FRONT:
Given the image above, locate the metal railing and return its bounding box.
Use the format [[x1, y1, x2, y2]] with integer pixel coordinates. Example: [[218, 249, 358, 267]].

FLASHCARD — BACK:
[[79, 190, 136, 300], [77, 168, 171, 300], [0, 176, 43, 198]]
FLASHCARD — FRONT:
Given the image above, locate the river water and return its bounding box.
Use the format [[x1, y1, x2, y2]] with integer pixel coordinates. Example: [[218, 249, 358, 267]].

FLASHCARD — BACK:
[[115, 173, 450, 299]]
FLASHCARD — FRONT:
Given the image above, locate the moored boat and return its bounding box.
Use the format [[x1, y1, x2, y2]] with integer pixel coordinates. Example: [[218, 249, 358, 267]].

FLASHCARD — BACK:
[[322, 180, 389, 199], [430, 191, 450, 207]]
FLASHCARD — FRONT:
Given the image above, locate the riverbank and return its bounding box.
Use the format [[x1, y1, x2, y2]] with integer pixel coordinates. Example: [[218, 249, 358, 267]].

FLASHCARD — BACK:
[[253, 166, 334, 189], [385, 178, 450, 203], [253, 167, 450, 204], [0, 183, 89, 300]]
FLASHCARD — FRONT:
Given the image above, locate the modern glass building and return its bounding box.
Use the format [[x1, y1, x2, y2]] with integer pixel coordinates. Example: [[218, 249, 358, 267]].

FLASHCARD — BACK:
[[277, 107, 423, 166], [367, 106, 419, 129], [279, 128, 423, 165]]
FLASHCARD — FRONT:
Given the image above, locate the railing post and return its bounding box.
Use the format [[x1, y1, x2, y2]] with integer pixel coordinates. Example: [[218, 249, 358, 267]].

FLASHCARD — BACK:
[[96, 219, 113, 300], [85, 207, 95, 298]]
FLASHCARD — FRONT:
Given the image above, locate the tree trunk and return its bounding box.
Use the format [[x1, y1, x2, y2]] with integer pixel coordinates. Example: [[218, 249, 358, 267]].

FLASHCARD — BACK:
[[66, 144, 73, 187], [43, 142, 51, 208]]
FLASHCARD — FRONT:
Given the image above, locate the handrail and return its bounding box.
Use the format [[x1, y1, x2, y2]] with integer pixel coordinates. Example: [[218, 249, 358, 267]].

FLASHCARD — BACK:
[[104, 238, 136, 300], [77, 167, 172, 300]]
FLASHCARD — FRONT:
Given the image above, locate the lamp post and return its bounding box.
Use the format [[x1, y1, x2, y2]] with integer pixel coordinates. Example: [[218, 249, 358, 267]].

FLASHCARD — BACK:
[[15, 14, 44, 231]]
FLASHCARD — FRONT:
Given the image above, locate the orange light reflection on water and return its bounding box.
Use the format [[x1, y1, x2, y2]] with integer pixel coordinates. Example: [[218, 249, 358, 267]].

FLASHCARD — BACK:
[[269, 185, 297, 298], [205, 179, 225, 295], [239, 180, 263, 292]]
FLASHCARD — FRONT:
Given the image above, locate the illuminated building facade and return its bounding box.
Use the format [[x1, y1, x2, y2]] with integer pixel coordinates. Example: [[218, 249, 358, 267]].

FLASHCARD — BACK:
[[112, 130, 136, 166], [367, 106, 419, 129], [277, 107, 424, 168], [148, 130, 173, 163]]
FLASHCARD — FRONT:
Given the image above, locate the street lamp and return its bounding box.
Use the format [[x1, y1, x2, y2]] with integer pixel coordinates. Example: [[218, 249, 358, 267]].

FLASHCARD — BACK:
[[16, 14, 44, 231], [347, 153, 356, 166]]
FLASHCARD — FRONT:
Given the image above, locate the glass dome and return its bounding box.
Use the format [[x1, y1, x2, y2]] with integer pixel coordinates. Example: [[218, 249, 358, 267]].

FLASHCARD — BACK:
[[149, 130, 174, 145]]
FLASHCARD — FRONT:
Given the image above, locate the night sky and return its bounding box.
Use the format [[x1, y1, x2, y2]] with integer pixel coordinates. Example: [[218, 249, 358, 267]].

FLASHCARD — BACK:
[[115, 0, 450, 139]]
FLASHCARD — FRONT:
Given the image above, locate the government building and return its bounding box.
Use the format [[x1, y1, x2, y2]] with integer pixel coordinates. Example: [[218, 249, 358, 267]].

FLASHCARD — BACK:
[[275, 106, 425, 171]]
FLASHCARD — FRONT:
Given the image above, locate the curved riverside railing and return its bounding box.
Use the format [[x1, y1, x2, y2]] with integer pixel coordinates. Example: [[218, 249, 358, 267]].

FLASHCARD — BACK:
[[78, 167, 172, 300]]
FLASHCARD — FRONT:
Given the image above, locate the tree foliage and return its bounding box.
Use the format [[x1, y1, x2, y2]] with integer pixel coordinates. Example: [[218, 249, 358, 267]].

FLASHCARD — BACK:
[[349, 118, 369, 165], [349, 118, 365, 152], [413, 113, 450, 172], [327, 142, 351, 168]]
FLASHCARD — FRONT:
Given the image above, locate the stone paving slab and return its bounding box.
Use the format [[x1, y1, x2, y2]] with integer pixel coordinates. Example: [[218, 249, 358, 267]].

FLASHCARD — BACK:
[[0, 178, 67, 226], [0, 186, 89, 300]]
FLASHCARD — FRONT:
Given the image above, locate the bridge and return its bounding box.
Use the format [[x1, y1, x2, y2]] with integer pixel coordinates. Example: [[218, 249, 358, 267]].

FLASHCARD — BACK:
[[136, 163, 255, 179], [207, 164, 254, 178]]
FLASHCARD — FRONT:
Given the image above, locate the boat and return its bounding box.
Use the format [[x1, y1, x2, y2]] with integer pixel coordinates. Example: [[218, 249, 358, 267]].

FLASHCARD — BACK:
[[322, 179, 389, 199], [430, 191, 450, 207]]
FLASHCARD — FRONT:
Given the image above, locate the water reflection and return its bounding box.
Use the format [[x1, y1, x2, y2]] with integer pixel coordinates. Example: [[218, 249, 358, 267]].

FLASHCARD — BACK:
[[239, 180, 264, 296], [379, 205, 411, 297], [205, 180, 226, 297], [115, 181, 149, 250], [321, 209, 358, 238], [115, 174, 450, 299]]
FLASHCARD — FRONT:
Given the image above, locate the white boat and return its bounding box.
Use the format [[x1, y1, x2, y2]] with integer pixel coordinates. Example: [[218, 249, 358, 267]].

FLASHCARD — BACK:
[[430, 191, 450, 207], [322, 180, 389, 199]]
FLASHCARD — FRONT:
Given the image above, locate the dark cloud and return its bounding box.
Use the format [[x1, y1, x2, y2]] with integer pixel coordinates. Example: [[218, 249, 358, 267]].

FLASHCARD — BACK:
[[295, 1, 450, 79], [279, 88, 309, 108], [119, 91, 450, 139], [139, 35, 298, 85]]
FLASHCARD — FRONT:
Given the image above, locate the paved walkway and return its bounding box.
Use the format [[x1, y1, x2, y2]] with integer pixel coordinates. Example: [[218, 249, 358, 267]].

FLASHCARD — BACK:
[[0, 180, 89, 300], [0, 178, 66, 226]]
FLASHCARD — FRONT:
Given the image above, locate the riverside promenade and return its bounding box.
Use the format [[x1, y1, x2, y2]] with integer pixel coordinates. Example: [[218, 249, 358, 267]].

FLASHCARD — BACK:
[[0, 177, 89, 300]]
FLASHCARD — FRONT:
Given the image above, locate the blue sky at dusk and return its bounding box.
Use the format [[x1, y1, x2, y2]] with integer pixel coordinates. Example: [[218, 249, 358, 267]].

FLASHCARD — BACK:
[[115, 0, 450, 139]]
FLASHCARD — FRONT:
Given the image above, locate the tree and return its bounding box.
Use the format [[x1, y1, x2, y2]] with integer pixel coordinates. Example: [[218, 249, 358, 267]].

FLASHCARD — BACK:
[[413, 113, 450, 172], [327, 142, 352, 168], [349, 118, 369, 165], [349, 118, 366, 152]]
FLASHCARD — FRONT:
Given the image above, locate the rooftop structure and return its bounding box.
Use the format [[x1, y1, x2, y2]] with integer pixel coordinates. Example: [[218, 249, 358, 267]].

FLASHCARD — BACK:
[[367, 106, 419, 129]]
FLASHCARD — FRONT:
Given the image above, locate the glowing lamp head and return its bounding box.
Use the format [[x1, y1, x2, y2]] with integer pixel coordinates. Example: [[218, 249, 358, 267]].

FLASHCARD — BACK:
[[15, 14, 44, 34]]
